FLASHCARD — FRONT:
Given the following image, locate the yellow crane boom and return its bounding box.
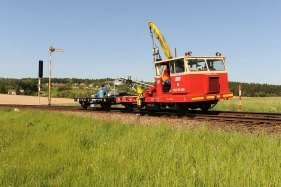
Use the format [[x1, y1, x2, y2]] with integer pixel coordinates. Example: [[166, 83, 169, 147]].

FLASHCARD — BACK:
[[148, 21, 173, 60]]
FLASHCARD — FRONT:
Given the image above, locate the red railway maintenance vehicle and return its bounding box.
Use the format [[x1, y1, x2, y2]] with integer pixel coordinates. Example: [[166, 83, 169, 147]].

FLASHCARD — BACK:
[[74, 22, 233, 113]]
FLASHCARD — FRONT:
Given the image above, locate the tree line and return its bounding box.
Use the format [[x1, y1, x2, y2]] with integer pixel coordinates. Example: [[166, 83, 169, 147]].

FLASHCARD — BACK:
[[1, 77, 281, 97], [229, 82, 281, 97]]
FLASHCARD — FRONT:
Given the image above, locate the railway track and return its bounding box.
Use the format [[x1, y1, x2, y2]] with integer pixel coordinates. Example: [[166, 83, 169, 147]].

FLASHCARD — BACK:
[[187, 110, 281, 125], [1, 104, 281, 124], [1, 104, 281, 134]]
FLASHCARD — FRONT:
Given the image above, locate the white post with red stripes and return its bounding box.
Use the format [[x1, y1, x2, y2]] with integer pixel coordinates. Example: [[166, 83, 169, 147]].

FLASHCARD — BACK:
[[48, 49, 52, 106], [238, 85, 242, 111], [38, 78, 41, 105]]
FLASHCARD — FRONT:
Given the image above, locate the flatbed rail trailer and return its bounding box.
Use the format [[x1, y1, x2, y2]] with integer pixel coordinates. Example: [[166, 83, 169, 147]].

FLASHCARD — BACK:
[[74, 92, 139, 111], [74, 97, 116, 110]]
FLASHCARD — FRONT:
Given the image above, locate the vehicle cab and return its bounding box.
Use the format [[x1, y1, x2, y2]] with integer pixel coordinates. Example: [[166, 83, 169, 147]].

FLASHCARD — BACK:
[[153, 52, 232, 99]]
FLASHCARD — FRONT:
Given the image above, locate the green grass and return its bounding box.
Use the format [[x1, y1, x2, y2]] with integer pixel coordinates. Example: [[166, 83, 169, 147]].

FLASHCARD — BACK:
[[213, 97, 281, 112], [1, 108, 281, 186]]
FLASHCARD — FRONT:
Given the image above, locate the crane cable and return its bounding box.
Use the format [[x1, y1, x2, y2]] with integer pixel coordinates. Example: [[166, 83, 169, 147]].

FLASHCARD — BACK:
[[149, 26, 162, 61]]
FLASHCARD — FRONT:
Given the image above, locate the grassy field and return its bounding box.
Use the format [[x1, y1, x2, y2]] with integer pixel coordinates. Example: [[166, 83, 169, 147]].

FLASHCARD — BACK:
[[1, 108, 281, 186], [213, 97, 281, 112]]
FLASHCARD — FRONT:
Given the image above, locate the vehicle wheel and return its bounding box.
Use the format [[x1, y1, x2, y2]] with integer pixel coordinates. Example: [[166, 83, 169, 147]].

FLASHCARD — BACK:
[[81, 102, 88, 110], [177, 104, 188, 116], [124, 103, 134, 112], [101, 103, 111, 111], [167, 103, 175, 108], [200, 103, 211, 112]]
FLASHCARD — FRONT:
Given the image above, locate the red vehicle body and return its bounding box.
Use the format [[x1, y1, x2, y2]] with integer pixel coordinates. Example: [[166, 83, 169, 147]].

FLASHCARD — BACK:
[[75, 52, 233, 113]]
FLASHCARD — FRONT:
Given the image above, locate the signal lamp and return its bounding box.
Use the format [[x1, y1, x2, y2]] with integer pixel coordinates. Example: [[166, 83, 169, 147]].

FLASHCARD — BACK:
[[185, 51, 192, 56], [216, 52, 222, 56]]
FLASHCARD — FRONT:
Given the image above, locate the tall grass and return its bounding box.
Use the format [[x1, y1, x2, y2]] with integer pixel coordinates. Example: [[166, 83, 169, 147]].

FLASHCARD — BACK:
[[1, 108, 281, 186], [213, 97, 281, 112]]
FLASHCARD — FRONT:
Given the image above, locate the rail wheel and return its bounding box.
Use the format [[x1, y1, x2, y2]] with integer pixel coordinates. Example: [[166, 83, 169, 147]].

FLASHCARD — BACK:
[[177, 104, 188, 116], [200, 103, 211, 112], [167, 103, 175, 108], [101, 103, 111, 111], [81, 101, 88, 110], [124, 103, 134, 113]]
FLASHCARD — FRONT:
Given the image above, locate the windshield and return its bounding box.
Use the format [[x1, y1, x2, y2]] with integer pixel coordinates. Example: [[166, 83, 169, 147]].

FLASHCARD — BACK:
[[187, 59, 226, 72], [187, 59, 208, 71], [207, 60, 225, 71]]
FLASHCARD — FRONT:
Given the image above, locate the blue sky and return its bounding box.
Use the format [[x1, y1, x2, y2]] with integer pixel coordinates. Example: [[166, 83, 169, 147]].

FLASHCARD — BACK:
[[1, 0, 281, 84]]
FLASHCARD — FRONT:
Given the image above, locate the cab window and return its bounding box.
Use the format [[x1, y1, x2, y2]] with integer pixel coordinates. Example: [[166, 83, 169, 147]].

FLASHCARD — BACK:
[[155, 64, 162, 76], [155, 63, 170, 76], [207, 60, 225, 71], [188, 59, 207, 71], [170, 59, 184, 74]]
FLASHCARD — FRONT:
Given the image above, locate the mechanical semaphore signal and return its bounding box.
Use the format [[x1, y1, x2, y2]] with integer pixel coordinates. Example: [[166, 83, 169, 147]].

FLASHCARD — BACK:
[[48, 45, 64, 106]]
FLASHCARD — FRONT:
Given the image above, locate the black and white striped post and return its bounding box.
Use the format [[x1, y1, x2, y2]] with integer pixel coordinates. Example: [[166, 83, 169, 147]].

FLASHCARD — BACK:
[[38, 60, 43, 105]]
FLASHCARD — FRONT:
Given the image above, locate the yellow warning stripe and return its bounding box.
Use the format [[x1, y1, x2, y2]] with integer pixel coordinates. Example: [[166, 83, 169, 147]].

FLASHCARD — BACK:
[[206, 95, 221, 99], [192, 97, 204, 101], [223, 94, 233, 97]]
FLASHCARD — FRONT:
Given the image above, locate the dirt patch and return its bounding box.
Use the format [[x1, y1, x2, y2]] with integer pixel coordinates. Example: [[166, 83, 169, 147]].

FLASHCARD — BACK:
[[0, 94, 75, 105]]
